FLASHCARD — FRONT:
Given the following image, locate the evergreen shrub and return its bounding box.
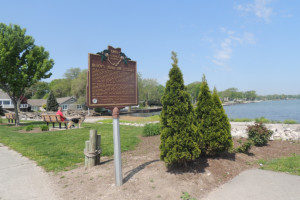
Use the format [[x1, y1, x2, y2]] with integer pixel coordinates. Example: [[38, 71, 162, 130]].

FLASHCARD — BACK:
[[143, 123, 160, 136], [40, 125, 49, 131], [247, 123, 273, 146], [46, 91, 59, 111], [195, 77, 233, 156], [160, 52, 201, 167]]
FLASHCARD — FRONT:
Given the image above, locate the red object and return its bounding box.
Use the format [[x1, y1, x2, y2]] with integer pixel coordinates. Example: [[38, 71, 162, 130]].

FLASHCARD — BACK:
[[56, 110, 65, 122]]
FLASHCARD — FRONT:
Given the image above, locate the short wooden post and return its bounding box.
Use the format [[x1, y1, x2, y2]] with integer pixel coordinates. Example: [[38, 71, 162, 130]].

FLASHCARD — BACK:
[[96, 134, 101, 165], [84, 130, 101, 168]]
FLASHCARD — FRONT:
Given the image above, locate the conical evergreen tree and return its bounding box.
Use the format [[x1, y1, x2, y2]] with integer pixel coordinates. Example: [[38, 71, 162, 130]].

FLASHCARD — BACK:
[[210, 87, 233, 154], [46, 91, 59, 111], [195, 76, 233, 156], [160, 52, 201, 167], [0, 105, 4, 116]]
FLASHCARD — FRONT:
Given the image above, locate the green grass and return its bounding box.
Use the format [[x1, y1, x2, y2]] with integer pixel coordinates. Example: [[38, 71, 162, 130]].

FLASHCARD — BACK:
[[230, 118, 253, 122], [98, 115, 160, 124], [283, 119, 298, 124], [0, 121, 143, 172], [259, 154, 300, 176]]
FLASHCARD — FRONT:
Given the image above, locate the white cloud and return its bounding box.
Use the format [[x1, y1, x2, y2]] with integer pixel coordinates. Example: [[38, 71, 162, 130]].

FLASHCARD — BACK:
[[235, 0, 273, 23], [211, 29, 255, 69]]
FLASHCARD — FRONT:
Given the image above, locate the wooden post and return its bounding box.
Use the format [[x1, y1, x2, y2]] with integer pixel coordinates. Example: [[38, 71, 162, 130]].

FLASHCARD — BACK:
[[88, 130, 97, 168], [84, 141, 90, 167], [96, 134, 101, 165]]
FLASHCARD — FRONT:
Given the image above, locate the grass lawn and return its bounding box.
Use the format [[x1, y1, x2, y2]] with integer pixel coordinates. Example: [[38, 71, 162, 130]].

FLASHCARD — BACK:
[[259, 154, 300, 176], [0, 119, 143, 172]]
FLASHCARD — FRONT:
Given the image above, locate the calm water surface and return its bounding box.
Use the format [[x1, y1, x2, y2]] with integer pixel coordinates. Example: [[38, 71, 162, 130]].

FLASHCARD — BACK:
[[124, 99, 300, 122], [224, 99, 300, 122]]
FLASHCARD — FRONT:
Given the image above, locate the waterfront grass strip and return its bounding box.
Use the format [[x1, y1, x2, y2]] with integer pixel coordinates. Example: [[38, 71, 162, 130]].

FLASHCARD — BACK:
[[0, 122, 143, 172]]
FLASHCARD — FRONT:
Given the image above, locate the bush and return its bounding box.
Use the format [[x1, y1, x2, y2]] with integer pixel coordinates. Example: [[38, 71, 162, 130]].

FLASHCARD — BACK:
[[40, 125, 49, 131], [160, 52, 201, 167], [247, 123, 273, 146], [0, 105, 4, 116], [283, 119, 298, 124], [195, 78, 233, 156], [143, 123, 160, 136], [255, 117, 270, 123], [234, 139, 253, 153], [25, 125, 34, 132]]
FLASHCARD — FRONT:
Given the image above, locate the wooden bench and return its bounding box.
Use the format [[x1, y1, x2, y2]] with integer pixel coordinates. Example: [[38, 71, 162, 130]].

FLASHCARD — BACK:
[[5, 113, 16, 124], [42, 114, 69, 129]]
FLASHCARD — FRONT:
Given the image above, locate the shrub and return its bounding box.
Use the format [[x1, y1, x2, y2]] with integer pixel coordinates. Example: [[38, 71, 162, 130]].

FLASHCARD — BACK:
[[40, 125, 49, 131], [234, 139, 253, 153], [230, 118, 253, 122], [143, 123, 160, 136], [0, 105, 4, 116], [255, 117, 270, 123], [195, 78, 233, 156], [25, 125, 34, 132], [247, 123, 273, 146], [160, 52, 201, 167], [283, 119, 298, 124]]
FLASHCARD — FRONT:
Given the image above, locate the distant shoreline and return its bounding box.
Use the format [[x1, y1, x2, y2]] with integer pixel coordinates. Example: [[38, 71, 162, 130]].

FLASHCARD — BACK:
[[222, 100, 263, 106]]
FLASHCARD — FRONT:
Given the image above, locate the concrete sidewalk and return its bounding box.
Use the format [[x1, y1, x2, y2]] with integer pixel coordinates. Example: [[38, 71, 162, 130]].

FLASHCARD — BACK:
[[202, 168, 300, 200], [0, 143, 60, 200]]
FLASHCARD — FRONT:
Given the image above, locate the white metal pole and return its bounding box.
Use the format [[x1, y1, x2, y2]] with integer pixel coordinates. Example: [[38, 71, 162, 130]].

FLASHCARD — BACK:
[[112, 107, 123, 186]]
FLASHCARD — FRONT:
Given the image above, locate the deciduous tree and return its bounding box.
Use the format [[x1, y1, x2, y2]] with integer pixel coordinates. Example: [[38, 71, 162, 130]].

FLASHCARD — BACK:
[[0, 23, 54, 125]]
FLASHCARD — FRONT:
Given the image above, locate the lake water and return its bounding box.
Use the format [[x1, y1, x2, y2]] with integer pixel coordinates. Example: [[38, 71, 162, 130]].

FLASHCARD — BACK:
[[224, 99, 300, 122], [123, 99, 300, 122]]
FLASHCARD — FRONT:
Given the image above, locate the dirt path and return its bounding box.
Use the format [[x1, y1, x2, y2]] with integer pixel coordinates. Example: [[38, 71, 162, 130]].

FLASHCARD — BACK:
[[52, 136, 299, 200]]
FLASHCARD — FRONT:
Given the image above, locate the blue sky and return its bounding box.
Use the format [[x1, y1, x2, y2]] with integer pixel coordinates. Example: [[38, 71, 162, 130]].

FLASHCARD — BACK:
[[1, 0, 299, 95]]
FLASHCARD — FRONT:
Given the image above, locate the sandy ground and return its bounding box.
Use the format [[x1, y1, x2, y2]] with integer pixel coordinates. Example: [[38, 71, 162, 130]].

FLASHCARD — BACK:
[[51, 136, 299, 200]]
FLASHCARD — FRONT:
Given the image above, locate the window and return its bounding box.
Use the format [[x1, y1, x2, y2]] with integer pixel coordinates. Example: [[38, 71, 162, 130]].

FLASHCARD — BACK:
[[77, 105, 82, 110], [62, 105, 68, 110], [3, 100, 10, 105], [20, 104, 28, 108]]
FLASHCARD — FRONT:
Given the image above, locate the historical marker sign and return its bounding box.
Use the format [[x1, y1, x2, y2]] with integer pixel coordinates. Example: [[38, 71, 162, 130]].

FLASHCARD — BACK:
[[86, 46, 138, 108]]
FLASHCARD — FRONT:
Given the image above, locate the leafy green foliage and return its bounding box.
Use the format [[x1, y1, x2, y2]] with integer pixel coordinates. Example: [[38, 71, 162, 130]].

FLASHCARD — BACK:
[[255, 117, 270, 123], [0, 23, 54, 125], [71, 69, 87, 104], [40, 125, 49, 131], [143, 123, 160, 136], [49, 79, 71, 98], [25, 125, 34, 132], [180, 192, 197, 200], [64, 67, 81, 80], [160, 52, 201, 167], [24, 81, 49, 99], [247, 123, 273, 146], [234, 139, 253, 153], [46, 91, 59, 111], [195, 77, 232, 156], [230, 118, 253, 122], [283, 119, 298, 124], [186, 82, 201, 104]]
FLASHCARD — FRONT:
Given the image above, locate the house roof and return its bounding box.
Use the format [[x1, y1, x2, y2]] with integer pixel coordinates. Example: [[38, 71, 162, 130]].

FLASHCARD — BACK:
[[57, 96, 76, 104], [0, 89, 10, 99], [27, 99, 47, 106]]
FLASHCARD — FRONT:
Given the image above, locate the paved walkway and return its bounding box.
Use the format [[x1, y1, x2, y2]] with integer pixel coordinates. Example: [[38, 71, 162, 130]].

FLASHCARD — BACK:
[[0, 143, 60, 200], [202, 168, 300, 200]]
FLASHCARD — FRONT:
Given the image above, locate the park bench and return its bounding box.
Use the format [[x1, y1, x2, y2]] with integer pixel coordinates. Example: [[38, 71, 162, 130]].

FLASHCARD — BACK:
[[42, 114, 69, 129], [5, 113, 16, 124]]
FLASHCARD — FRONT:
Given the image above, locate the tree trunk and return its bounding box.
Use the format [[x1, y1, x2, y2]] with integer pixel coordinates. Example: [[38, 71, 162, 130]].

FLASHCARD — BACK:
[[12, 99, 20, 126]]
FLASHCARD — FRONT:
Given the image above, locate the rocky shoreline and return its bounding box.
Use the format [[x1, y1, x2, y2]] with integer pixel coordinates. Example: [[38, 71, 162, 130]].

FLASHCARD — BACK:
[[231, 122, 300, 141]]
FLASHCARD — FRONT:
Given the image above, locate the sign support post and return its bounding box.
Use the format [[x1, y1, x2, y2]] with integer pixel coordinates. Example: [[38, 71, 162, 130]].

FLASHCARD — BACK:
[[112, 107, 123, 186]]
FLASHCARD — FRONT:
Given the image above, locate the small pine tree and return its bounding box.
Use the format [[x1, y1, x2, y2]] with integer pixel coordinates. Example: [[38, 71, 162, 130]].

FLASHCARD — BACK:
[[46, 91, 59, 111], [160, 52, 201, 167], [211, 87, 233, 154], [195, 76, 233, 156], [0, 105, 4, 116]]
